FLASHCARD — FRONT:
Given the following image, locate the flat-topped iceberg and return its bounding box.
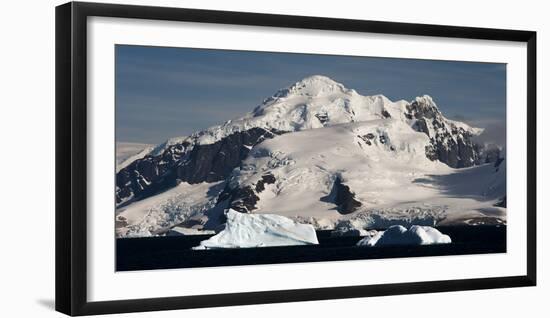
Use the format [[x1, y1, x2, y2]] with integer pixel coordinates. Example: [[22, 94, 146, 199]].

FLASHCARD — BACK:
[[167, 227, 216, 236], [193, 209, 319, 249], [357, 225, 451, 247]]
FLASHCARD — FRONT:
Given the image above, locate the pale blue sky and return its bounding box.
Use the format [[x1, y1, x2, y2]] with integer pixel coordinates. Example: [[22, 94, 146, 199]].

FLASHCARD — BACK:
[[116, 45, 506, 145]]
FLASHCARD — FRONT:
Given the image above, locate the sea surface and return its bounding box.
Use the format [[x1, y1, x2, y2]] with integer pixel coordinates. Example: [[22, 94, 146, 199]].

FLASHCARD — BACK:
[[116, 225, 506, 271]]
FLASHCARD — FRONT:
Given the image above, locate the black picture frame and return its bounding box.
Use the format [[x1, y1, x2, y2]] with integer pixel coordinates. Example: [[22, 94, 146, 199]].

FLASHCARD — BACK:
[[55, 1, 537, 316]]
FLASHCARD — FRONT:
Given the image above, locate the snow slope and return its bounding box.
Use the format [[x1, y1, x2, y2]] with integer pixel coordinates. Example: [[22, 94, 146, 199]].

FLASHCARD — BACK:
[[225, 120, 504, 227], [193, 209, 318, 249], [230, 119, 447, 220]]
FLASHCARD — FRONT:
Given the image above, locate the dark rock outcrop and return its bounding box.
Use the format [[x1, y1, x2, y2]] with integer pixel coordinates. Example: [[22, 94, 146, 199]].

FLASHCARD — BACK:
[[494, 196, 507, 208], [116, 128, 281, 205], [255, 173, 276, 192], [406, 97, 482, 168], [216, 173, 277, 213], [315, 112, 329, 124], [220, 186, 259, 213], [482, 146, 503, 164], [321, 177, 362, 214], [357, 133, 376, 146], [494, 157, 505, 168]]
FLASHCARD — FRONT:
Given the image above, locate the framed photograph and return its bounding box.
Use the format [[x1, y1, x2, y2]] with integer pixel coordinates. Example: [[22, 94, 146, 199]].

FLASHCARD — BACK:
[[55, 1, 536, 316]]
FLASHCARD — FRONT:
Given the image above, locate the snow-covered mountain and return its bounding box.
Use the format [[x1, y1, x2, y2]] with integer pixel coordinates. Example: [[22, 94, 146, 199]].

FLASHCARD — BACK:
[[115, 75, 505, 237], [116, 142, 154, 173]]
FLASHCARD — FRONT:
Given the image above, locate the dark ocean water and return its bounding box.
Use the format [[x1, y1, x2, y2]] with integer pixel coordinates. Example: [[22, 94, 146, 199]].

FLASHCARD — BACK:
[[116, 225, 506, 271]]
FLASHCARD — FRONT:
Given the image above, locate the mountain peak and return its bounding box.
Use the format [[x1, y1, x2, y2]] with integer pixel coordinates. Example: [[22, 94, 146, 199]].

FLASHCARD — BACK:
[[264, 75, 350, 103], [294, 74, 342, 87], [290, 75, 347, 94], [414, 94, 435, 104], [406, 94, 442, 120]]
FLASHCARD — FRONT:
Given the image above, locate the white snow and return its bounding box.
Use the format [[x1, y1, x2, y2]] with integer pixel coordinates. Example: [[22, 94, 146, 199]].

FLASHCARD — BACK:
[[229, 119, 504, 227], [193, 209, 319, 249], [231, 119, 445, 221], [356, 225, 451, 247]]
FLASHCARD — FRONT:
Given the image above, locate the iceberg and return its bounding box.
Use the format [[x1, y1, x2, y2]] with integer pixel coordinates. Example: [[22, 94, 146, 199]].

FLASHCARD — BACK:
[[357, 225, 451, 247], [193, 209, 319, 249], [167, 227, 215, 236]]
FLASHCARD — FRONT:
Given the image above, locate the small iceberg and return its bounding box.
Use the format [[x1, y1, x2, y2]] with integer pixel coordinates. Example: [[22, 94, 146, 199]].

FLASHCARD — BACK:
[[356, 225, 451, 247], [193, 209, 319, 249], [330, 220, 370, 237], [167, 227, 216, 236]]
